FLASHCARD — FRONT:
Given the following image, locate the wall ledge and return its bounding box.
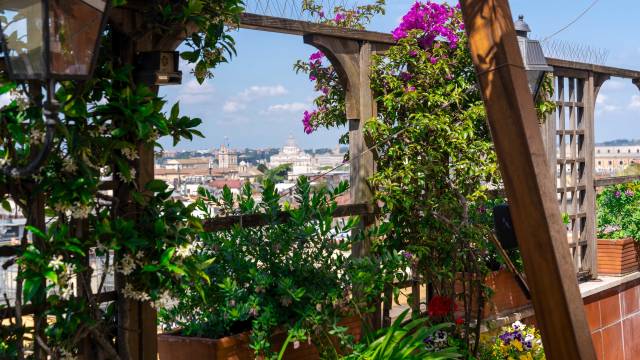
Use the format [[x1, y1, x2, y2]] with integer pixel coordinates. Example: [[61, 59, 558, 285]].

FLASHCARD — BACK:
[[580, 271, 640, 301]]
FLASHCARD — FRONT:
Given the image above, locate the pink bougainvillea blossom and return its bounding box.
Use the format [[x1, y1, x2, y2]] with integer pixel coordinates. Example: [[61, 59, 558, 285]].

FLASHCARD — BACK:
[[309, 51, 325, 61], [392, 1, 462, 50], [302, 110, 316, 134], [335, 13, 346, 22]]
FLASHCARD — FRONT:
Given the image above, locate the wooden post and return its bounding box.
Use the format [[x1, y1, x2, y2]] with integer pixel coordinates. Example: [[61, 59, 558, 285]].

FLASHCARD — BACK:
[[459, 1, 596, 359], [111, 8, 158, 359]]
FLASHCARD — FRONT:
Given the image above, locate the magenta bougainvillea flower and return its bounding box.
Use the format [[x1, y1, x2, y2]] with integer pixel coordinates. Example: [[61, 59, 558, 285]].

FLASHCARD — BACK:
[[302, 110, 316, 134], [334, 13, 346, 22], [309, 51, 325, 62], [392, 1, 462, 50]]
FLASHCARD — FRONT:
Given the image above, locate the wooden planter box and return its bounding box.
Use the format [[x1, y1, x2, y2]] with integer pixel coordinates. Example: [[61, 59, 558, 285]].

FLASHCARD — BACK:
[[158, 316, 362, 360], [598, 238, 640, 276]]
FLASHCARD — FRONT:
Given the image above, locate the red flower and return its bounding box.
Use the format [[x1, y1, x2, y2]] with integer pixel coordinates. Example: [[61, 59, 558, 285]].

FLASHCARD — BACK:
[[428, 295, 457, 317], [455, 317, 464, 325]]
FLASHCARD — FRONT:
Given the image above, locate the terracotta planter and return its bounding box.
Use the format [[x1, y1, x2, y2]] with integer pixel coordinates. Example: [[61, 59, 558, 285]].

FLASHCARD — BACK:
[[455, 270, 530, 320], [158, 316, 362, 360], [482, 269, 530, 318], [598, 238, 640, 276]]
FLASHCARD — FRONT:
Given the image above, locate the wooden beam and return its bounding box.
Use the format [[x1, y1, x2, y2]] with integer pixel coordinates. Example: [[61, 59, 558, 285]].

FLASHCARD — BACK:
[[239, 13, 395, 44], [548, 58, 640, 79], [202, 203, 374, 232], [595, 175, 640, 187], [459, 1, 596, 359]]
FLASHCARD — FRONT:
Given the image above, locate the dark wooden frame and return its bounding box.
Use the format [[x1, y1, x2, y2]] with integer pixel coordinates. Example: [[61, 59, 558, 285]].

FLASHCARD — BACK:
[[2, 0, 640, 358]]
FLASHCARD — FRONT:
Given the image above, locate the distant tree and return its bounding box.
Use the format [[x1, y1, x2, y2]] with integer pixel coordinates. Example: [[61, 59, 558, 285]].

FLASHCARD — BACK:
[[621, 163, 640, 176], [257, 163, 292, 183], [257, 163, 268, 173]]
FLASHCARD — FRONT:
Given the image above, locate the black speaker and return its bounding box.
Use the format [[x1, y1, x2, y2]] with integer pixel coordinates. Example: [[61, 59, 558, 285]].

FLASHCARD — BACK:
[[493, 204, 518, 250]]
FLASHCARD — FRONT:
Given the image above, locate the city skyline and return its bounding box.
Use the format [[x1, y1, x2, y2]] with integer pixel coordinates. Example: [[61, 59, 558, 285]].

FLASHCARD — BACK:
[[158, 1, 640, 151]]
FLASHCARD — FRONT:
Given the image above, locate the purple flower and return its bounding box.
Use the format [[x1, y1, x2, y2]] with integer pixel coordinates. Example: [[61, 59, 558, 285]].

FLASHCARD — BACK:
[[335, 13, 346, 22], [309, 74, 317, 81], [302, 110, 316, 134], [429, 56, 438, 64], [445, 73, 454, 80], [615, 191, 622, 198], [309, 51, 324, 61], [402, 251, 414, 260], [391, 1, 463, 50], [321, 87, 329, 95], [400, 72, 413, 81], [625, 189, 635, 197], [319, 10, 325, 18], [409, 49, 419, 57], [404, 85, 416, 93]]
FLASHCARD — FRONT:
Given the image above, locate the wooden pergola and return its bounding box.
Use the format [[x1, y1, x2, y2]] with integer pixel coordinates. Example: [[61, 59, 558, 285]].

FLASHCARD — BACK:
[[6, 0, 640, 358]]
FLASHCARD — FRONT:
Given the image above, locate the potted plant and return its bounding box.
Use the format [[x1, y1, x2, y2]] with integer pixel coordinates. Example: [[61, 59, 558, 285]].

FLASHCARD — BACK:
[[158, 177, 408, 359], [597, 183, 640, 275]]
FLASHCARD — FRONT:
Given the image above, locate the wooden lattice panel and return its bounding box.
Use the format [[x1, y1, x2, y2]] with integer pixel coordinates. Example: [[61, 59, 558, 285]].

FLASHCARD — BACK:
[[544, 72, 596, 278]]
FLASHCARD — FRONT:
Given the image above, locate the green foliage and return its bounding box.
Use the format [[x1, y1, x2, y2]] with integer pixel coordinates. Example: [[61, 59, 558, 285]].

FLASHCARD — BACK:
[[257, 163, 293, 184], [0, 0, 244, 355], [148, 0, 244, 83], [344, 309, 461, 360], [597, 183, 640, 240], [159, 177, 409, 359], [294, 2, 556, 356]]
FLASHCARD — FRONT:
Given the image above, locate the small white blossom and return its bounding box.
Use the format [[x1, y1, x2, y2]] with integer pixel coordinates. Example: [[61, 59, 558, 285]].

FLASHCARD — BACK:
[[49, 256, 64, 271], [175, 244, 194, 258], [71, 204, 92, 219], [30, 129, 46, 145], [54, 202, 71, 213], [59, 348, 77, 360], [152, 291, 179, 310], [122, 283, 151, 302], [121, 147, 139, 161], [0, 158, 7, 166], [135, 251, 145, 260], [293, 341, 300, 349], [512, 320, 525, 331], [118, 254, 136, 275], [62, 158, 78, 173]]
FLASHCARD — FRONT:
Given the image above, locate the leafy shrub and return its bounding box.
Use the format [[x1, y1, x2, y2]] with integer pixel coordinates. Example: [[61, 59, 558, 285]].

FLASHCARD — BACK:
[[597, 182, 640, 240], [159, 177, 408, 358], [344, 309, 461, 360]]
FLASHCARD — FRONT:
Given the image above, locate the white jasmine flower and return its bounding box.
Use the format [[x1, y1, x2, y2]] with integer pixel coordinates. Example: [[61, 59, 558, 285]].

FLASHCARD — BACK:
[[121, 147, 139, 161], [118, 254, 136, 275], [49, 256, 64, 270], [175, 244, 194, 258], [30, 129, 45, 145], [152, 291, 179, 310], [62, 158, 78, 173], [71, 204, 92, 219]]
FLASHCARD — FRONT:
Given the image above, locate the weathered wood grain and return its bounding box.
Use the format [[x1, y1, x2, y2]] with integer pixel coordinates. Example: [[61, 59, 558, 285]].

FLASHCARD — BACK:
[[459, 0, 596, 359]]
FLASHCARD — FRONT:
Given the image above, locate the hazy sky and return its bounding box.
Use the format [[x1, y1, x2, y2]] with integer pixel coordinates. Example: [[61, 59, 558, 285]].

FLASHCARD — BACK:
[[158, 0, 640, 151]]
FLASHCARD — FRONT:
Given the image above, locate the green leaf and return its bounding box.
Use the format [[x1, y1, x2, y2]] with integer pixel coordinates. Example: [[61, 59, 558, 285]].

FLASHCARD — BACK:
[[1, 199, 11, 212], [160, 247, 176, 265], [146, 179, 169, 193], [44, 270, 58, 284]]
